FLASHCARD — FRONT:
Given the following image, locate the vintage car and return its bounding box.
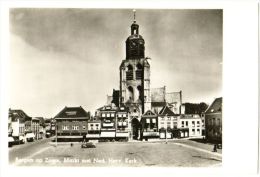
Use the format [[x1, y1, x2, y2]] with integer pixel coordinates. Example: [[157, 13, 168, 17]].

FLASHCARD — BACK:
[[8, 136, 15, 147], [25, 131, 35, 142], [81, 142, 96, 148]]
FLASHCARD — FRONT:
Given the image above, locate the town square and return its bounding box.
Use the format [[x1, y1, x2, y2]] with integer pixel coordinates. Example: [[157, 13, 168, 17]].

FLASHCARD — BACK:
[[10, 137, 221, 167], [8, 8, 222, 167]]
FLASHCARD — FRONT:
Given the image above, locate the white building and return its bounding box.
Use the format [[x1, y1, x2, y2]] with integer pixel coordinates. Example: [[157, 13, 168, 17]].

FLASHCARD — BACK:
[[178, 114, 203, 137]]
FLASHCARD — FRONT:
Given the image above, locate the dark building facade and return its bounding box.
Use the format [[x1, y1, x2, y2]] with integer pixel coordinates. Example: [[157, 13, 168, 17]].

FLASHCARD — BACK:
[[205, 97, 222, 143], [54, 106, 90, 141]]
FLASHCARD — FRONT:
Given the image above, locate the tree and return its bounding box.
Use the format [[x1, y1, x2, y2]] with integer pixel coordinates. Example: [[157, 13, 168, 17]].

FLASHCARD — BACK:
[[183, 102, 208, 114]]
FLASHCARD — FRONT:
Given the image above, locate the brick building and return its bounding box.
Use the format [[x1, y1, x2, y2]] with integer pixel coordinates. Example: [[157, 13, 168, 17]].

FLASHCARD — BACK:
[[55, 106, 90, 141]]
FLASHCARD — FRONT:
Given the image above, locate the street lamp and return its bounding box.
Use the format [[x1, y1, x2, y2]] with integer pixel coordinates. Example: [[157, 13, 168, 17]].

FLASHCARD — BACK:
[[165, 115, 168, 144], [53, 119, 57, 147]]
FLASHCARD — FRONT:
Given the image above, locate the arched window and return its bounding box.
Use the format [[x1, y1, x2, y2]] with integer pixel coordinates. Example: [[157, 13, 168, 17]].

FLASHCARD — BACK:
[[136, 63, 142, 70], [137, 85, 142, 101], [126, 65, 133, 80], [128, 86, 134, 101], [136, 63, 142, 80]]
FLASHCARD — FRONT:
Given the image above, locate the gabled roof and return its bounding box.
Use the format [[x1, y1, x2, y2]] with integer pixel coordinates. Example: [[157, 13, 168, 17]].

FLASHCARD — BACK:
[[142, 110, 157, 118], [158, 105, 176, 116], [205, 97, 222, 114], [54, 106, 90, 119], [35, 117, 45, 125], [97, 105, 117, 112], [9, 109, 32, 122]]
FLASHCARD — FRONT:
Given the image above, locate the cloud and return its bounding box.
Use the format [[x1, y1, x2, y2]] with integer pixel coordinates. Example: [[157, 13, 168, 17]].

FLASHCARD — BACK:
[[9, 9, 222, 117]]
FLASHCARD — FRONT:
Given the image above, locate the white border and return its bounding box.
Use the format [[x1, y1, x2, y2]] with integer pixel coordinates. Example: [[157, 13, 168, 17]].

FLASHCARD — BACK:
[[0, 1, 258, 177]]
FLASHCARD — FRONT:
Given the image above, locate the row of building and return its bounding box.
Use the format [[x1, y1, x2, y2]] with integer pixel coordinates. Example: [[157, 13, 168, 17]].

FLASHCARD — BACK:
[[8, 109, 56, 145], [8, 96, 221, 144], [55, 104, 203, 141]]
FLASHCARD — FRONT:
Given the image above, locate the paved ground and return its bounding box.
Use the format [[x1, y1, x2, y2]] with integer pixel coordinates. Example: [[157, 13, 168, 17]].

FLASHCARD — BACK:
[[9, 138, 222, 167]]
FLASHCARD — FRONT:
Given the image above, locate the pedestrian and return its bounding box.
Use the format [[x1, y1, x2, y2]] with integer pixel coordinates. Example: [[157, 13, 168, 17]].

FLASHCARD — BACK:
[[70, 143, 73, 147], [213, 144, 217, 152], [82, 134, 86, 143]]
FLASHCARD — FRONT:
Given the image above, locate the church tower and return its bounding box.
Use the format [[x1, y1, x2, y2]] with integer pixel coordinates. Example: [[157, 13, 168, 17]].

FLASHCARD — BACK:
[[119, 11, 151, 120]]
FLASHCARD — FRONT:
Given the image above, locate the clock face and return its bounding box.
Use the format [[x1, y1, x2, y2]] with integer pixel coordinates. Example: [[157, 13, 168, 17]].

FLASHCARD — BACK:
[[130, 41, 137, 48]]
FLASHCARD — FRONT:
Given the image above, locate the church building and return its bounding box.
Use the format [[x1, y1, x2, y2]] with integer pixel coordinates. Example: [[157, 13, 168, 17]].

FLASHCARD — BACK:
[[99, 11, 183, 141]]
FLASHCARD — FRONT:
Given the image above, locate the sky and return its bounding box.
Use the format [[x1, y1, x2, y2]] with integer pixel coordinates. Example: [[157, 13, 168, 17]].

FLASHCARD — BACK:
[[9, 8, 222, 118]]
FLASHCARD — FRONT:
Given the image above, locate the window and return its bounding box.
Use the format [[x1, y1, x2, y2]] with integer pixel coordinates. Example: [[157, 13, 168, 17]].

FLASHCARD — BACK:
[[106, 113, 110, 117], [192, 129, 195, 135], [96, 124, 99, 129], [128, 86, 134, 101], [65, 111, 77, 116], [197, 121, 200, 127], [213, 118, 216, 126], [105, 106, 111, 110], [146, 119, 150, 123], [167, 117, 171, 121], [181, 121, 184, 127], [111, 113, 115, 117], [197, 129, 200, 134], [72, 125, 79, 130], [192, 121, 195, 127], [101, 113, 105, 117], [118, 114, 122, 118], [167, 122, 171, 128], [62, 125, 69, 130], [152, 118, 156, 123], [123, 114, 126, 117], [186, 121, 188, 127], [137, 85, 142, 100], [136, 64, 142, 80], [82, 125, 86, 130], [126, 65, 134, 80], [173, 122, 177, 129]]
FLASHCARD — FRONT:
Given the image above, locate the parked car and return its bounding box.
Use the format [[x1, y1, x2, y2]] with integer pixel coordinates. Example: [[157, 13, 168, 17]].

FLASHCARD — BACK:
[[8, 136, 14, 147], [13, 135, 25, 145], [81, 142, 96, 148], [46, 132, 51, 138], [25, 132, 35, 142]]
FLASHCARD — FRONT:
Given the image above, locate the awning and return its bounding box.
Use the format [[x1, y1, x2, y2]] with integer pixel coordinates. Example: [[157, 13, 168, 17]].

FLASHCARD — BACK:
[[143, 132, 159, 137], [100, 131, 115, 138], [86, 134, 100, 138], [116, 132, 129, 137], [102, 123, 114, 127]]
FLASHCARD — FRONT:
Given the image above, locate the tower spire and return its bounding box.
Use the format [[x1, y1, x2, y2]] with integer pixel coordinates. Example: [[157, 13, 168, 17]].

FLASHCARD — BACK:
[[133, 9, 136, 23]]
